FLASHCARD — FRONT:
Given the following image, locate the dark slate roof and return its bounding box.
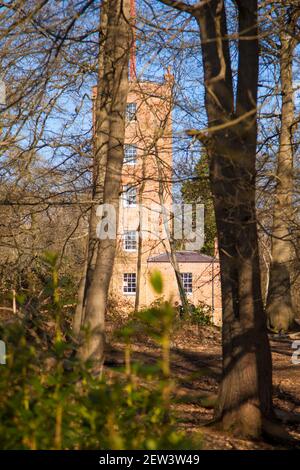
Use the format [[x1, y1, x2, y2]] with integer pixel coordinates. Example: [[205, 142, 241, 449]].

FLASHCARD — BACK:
[[147, 251, 217, 264]]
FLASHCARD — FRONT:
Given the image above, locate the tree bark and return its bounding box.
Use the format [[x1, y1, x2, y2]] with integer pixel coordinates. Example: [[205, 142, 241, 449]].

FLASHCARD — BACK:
[[195, 0, 273, 438], [266, 23, 296, 333], [78, 0, 131, 363], [134, 156, 146, 313], [155, 147, 189, 313], [159, 0, 274, 437], [73, 1, 110, 336]]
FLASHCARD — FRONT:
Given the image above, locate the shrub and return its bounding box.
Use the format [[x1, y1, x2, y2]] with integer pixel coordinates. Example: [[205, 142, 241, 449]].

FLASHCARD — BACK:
[[189, 302, 213, 326], [0, 268, 200, 450]]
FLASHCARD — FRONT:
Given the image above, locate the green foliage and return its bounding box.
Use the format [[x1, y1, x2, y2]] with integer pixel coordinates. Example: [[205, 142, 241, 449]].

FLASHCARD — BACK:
[[0, 319, 197, 450], [149, 270, 164, 294], [42, 251, 59, 268], [0, 256, 200, 450], [188, 302, 213, 326], [181, 150, 217, 256], [0, 249, 77, 320]]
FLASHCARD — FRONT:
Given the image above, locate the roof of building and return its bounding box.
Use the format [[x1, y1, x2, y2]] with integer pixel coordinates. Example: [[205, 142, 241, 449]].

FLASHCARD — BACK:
[[147, 251, 217, 264]]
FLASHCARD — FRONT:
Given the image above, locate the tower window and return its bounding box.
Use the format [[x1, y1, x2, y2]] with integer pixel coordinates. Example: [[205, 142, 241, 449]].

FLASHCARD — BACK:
[[180, 272, 193, 294], [123, 273, 136, 294], [123, 185, 137, 207], [124, 144, 137, 165], [126, 102, 136, 121], [123, 231, 137, 251]]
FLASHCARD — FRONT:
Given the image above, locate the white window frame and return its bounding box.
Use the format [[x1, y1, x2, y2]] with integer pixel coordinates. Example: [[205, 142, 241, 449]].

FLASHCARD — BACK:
[[124, 144, 137, 165], [123, 273, 136, 295], [123, 185, 137, 208], [126, 102, 137, 122], [180, 272, 193, 294], [123, 230, 137, 251]]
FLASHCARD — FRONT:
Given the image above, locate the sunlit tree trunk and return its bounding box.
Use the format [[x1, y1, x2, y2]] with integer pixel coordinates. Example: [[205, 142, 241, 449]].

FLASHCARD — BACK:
[[73, 1, 109, 336], [160, 0, 274, 438], [78, 0, 131, 363], [198, 0, 273, 438], [134, 157, 146, 313], [266, 23, 296, 333], [155, 148, 189, 313]]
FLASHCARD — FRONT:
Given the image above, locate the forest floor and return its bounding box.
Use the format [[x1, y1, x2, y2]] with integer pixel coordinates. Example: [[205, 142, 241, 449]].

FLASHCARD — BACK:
[[106, 321, 300, 450]]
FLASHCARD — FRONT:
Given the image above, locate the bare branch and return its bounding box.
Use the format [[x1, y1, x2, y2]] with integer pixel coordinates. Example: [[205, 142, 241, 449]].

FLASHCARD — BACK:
[[158, 0, 209, 15]]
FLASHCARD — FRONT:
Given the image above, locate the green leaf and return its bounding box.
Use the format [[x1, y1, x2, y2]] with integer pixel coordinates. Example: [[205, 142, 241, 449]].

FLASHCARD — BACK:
[[149, 271, 163, 294], [42, 251, 59, 267]]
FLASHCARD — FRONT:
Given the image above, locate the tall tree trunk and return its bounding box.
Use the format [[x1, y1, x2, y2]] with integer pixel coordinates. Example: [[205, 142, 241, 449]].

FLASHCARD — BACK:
[[78, 0, 131, 363], [266, 21, 296, 333], [196, 0, 273, 438], [159, 0, 274, 437], [211, 140, 273, 436], [73, 1, 109, 336], [134, 154, 146, 312], [155, 148, 189, 313], [134, 219, 143, 312]]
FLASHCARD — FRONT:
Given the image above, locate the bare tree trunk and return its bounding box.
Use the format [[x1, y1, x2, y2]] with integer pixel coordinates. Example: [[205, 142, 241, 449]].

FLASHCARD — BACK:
[[78, 0, 131, 363], [168, 242, 189, 314], [73, 248, 88, 336], [212, 152, 273, 436], [159, 0, 274, 437], [73, 1, 109, 336], [156, 149, 189, 313], [134, 220, 142, 312], [266, 21, 296, 332], [196, 0, 273, 438], [134, 156, 146, 312]]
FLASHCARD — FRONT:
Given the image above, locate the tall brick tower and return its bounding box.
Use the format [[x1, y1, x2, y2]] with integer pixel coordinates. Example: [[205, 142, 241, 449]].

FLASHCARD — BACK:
[[109, 74, 174, 308], [94, 0, 222, 323]]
